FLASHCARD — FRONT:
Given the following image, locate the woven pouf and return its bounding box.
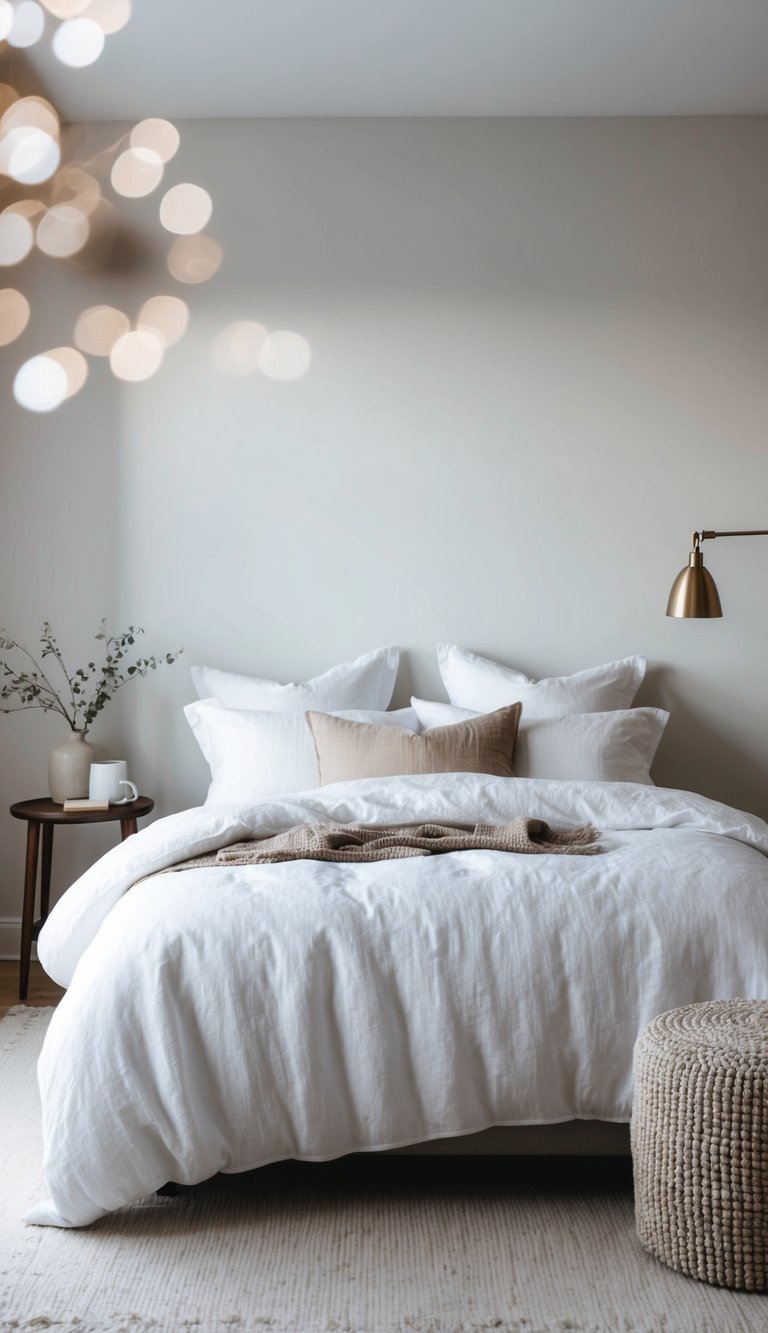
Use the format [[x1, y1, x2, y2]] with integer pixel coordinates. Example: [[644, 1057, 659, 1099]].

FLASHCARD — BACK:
[[632, 1000, 768, 1291]]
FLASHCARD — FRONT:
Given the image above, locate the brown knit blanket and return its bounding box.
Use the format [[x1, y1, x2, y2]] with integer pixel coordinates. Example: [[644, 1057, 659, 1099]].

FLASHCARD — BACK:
[[151, 820, 601, 877]]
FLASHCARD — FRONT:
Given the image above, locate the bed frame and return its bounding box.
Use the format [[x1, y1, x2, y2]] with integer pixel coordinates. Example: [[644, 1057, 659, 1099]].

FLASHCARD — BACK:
[[388, 1121, 630, 1156]]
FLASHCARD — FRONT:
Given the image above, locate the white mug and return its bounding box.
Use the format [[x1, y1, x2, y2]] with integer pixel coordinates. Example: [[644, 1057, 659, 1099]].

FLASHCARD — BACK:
[[89, 760, 139, 805]]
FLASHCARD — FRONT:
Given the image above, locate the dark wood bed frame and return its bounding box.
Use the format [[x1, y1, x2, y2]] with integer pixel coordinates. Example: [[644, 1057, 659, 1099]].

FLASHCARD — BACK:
[[388, 1121, 630, 1156]]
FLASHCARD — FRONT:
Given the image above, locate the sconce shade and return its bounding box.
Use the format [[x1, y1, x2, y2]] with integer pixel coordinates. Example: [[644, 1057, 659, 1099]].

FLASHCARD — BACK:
[[666, 551, 723, 618]]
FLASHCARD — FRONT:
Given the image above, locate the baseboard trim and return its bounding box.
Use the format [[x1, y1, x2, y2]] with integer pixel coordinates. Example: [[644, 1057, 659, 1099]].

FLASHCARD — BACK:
[[0, 918, 37, 962]]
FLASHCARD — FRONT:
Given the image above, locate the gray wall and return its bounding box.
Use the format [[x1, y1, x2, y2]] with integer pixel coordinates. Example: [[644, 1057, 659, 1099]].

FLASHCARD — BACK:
[[1, 117, 767, 953]]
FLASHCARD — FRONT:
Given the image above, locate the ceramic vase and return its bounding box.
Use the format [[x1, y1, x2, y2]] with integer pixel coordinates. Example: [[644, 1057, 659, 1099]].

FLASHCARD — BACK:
[[48, 729, 94, 804]]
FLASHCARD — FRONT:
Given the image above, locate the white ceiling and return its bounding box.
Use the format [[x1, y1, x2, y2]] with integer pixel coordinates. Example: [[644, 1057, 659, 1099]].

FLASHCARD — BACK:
[[24, 0, 768, 120]]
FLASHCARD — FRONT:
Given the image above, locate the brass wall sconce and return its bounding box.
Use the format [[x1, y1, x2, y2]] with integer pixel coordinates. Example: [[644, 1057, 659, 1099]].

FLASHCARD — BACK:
[[666, 530, 768, 618]]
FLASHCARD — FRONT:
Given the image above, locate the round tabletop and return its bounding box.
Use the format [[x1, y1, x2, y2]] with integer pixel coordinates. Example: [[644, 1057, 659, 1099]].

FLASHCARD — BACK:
[[10, 796, 154, 824]]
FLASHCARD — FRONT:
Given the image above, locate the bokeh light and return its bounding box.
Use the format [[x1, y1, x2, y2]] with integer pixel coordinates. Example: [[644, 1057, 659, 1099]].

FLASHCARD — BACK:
[[52, 16, 105, 65], [258, 331, 312, 381], [4, 198, 46, 224], [137, 294, 188, 347], [84, 0, 131, 33], [14, 354, 68, 411], [159, 183, 212, 235], [0, 94, 60, 140], [0, 1, 15, 40], [51, 164, 101, 214], [0, 127, 61, 184], [0, 9, 220, 412], [0, 288, 30, 345], [130, 117, 178, 164], [167, 233, 222, 284], [212, 321, 267, 376], [109, 328, 164, 381], [40, 0, 90, 15], [36, 204, 90, 257], [6, 1, 45, 47], [46, 344, 88, 397], [74, 303, 128, 354], [0, 211, 35, 265], [110, 146, 163, 198], [0, 85, 19, 117]]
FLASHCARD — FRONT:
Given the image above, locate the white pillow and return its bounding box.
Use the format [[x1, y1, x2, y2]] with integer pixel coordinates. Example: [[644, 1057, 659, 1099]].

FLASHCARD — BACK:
[[436, 644, 645, 719], [191, 646, 399, 713], [185, 700, 420, 805], [411, 697, 668, 785]]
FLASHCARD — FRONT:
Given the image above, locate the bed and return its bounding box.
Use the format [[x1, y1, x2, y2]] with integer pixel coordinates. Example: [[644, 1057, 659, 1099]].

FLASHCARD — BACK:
[[29, 770, 768, 1228]]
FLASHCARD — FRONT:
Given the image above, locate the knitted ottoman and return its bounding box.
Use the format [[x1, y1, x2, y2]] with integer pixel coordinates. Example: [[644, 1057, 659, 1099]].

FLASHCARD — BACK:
[[632, 1000, 768, 1291]]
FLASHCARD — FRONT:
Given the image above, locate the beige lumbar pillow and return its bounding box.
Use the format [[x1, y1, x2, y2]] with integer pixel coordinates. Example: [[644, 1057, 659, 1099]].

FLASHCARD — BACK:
[[305, 704, 522, 786]]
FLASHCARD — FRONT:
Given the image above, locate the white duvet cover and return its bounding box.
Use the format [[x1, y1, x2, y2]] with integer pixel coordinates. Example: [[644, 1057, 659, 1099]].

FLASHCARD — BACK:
[[30, 774, 768, 1227]]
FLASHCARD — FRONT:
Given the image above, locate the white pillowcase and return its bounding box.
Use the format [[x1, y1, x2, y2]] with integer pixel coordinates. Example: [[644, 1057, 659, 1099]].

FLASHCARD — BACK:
[[191, 646, 400, 713], [411, 697, 668, 785], [185, 700, 420, 805], [436, 644, 645, 719]]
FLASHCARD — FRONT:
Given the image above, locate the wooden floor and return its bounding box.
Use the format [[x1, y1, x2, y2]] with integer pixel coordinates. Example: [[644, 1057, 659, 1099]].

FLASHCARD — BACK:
[[0, 961, 64, 1018]]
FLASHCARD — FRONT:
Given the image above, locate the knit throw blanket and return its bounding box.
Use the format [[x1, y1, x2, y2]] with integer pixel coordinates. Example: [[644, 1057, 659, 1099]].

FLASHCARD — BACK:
[[155, 820, 601, 876]]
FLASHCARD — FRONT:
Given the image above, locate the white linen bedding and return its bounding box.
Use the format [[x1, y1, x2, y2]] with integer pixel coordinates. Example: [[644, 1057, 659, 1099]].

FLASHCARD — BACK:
[[31, 774, 768, 1228]]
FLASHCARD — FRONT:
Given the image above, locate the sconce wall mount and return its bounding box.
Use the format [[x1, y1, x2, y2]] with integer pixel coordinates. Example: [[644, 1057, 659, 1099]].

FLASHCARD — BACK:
[[666, 529, 768, 618]]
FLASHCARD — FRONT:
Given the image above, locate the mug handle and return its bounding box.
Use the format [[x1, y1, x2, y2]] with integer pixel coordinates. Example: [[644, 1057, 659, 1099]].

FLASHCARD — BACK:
[[115, 780, 139, 805]]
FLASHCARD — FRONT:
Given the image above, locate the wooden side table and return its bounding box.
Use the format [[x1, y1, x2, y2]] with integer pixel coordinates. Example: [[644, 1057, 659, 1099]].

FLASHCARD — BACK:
[[10, 796, 154, 1001]]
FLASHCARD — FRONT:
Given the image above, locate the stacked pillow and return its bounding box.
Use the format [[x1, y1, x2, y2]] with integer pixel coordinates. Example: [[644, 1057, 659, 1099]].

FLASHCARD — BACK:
[[191, 645, 400, 713], [435, 644, 646, 718], [413, 645, 666, 785], [185, 643, 667, 805], [185, 647, 412, 804]]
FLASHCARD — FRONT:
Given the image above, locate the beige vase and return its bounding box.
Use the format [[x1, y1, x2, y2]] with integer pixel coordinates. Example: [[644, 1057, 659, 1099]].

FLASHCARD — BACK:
[[48, 729, 95, 804]]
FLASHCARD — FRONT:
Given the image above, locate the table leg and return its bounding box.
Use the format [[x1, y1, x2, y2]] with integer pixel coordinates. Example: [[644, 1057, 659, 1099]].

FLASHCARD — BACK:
[[39, 823, 54, 920], [120, 818, 138, 840], [19, 821, 40, 1002]]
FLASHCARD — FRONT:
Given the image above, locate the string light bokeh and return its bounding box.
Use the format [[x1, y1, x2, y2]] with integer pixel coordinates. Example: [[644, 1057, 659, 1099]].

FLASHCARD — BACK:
[[0, 0, 311, 410]]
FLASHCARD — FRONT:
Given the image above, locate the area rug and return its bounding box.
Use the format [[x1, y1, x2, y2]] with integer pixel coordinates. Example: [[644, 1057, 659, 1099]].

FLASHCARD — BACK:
[[1, 1008, 766, 1333]]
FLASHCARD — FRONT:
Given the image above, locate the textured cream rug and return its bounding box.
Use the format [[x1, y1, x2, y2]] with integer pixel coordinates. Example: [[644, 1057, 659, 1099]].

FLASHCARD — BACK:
[[1, 1007, 766, 1333]]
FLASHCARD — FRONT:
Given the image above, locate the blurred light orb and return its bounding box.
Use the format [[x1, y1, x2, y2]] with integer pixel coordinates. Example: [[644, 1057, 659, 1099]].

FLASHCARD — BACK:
[[137, 294, 188, 347], [0, 287, 30, 345], [7, 1, 45, 47], [36, 204, 90, 257], [83, 0, 131, 33], [258, 331, 311, 382], [167, 233, 222, 284], [0, 94, 60, 140], [130, 117, 178, 164], [4, 198, 46, 224], [52, 164, 101, 214], [74, 303, 129, 355], [0, 85, 19, 117], [0, 211, 34, 265], [46, 345, 88, 397], [41, 0, 90, 15], [14, 354, 68, 412], [110, 328, 164, 381], [0, 127, 61, 184], [212, 321, 267, 376], [160, 183, 211, 235], [110, 146, 163, 198], [0, 1, 15, 41], [52, 16, 105, 65]]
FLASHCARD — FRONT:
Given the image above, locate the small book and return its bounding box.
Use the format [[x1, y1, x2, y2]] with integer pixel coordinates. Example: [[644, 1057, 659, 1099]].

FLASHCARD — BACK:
[[63, 798, 110, 812]]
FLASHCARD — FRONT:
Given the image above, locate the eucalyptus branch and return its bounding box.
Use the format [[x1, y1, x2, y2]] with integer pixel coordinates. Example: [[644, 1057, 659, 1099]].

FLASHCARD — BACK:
[[0, 703, 71, 716], [0, 622, 182, 731], [5, 638, 75, 724], [40, 620, 78, 718]]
